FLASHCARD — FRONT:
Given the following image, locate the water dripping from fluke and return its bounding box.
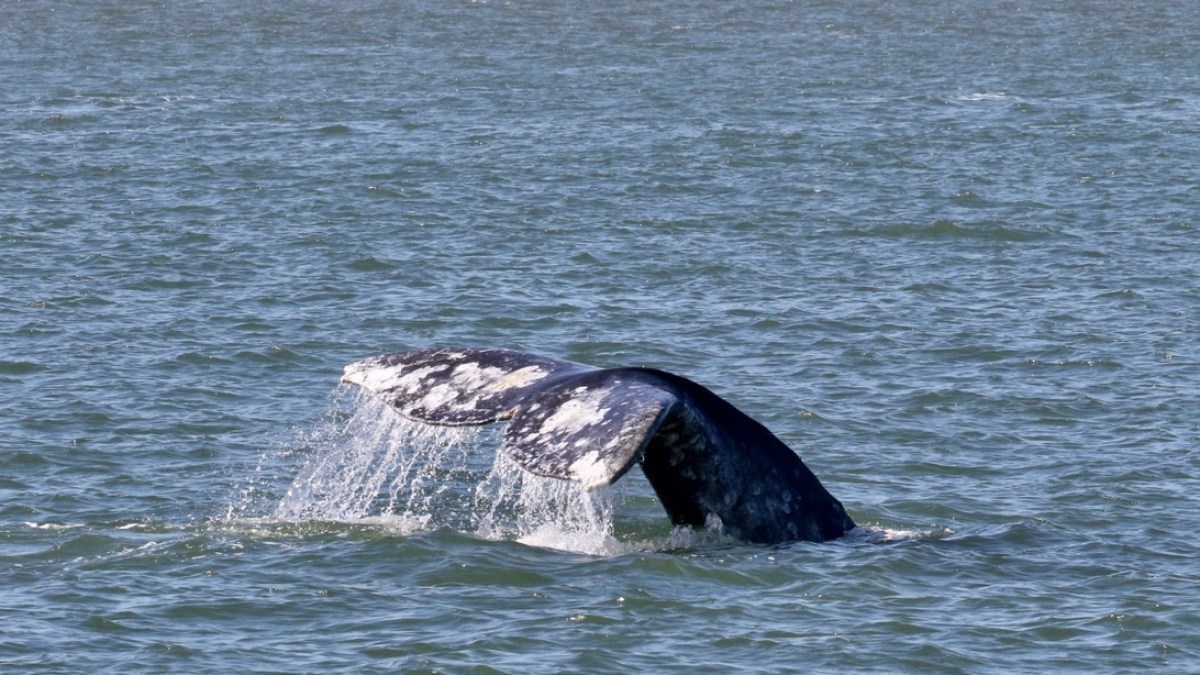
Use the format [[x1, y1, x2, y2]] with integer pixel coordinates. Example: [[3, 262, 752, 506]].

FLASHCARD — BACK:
[[235, 388, 632, 555]]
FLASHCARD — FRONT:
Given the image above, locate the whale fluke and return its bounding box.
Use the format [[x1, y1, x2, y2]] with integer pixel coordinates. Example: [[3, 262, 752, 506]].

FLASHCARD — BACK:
[[341, 347, 856, 544]]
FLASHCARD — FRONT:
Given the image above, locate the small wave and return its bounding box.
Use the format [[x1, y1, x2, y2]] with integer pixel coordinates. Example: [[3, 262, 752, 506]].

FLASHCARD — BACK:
[[959, 91, 1010, 102], [865, 220, 1056, 242], [0, 360, 45, 375], [23, 521, 84, 531], [850, 524, 953, 543], [218, 513, 433, 539], [345, 256, 397, 272], [516, 524, 625, 557]]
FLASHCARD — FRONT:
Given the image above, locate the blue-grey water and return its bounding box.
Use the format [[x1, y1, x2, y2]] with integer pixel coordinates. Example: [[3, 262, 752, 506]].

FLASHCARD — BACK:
[[3, 0, 1199, 672]]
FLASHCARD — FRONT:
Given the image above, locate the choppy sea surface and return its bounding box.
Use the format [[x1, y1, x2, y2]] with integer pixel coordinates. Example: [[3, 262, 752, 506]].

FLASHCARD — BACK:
[[4, 1, 1199, 672]]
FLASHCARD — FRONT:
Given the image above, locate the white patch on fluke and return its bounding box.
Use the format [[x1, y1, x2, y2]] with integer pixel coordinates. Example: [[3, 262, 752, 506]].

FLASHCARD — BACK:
[[484, 365, 547, 392], [419, 383, 461, 411], [399, 364, 450, 389], [448, 362, 500, 389], [569, 450, 617, 490], [538, 388, 610, 435], [341, 359, 408, 393]]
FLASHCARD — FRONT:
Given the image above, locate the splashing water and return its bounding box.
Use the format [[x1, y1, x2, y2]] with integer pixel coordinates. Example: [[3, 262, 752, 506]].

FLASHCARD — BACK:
[[474, 453, 621, 554], [237, 388, 624, 553], [272, 391, 479, 525]]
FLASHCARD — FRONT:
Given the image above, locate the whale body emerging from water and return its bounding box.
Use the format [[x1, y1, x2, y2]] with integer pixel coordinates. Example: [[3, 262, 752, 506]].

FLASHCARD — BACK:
[[341, 347, 856, 544]]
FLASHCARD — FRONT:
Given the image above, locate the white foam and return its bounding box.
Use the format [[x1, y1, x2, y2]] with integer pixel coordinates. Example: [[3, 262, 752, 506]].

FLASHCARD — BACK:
[[23, 521, 82, 530], [960, 91, 1009, 102], [849, 524, 950, 542]]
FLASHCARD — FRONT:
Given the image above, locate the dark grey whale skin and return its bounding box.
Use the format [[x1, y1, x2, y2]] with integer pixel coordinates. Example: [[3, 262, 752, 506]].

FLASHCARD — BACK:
[[342, 347, 856, 544]]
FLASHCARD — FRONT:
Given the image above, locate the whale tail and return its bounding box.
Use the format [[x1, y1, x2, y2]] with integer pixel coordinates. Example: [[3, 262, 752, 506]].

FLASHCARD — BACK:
[[342, 347, 856, 543]]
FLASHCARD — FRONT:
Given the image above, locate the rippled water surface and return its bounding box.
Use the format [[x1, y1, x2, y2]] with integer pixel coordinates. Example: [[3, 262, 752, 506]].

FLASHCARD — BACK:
[[3, 1, 1199, 672]]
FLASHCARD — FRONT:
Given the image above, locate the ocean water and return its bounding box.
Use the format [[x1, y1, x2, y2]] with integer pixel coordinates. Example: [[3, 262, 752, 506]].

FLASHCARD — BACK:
[[3, 0, 1199, 672]]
